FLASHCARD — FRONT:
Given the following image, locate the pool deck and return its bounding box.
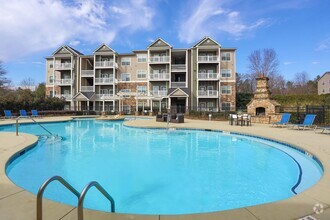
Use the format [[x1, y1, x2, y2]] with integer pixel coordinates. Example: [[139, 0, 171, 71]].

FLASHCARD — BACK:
[[0, 116, 329, 220]]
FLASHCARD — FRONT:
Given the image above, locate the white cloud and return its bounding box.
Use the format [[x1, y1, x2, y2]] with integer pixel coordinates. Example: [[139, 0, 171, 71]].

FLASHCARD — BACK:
[[283, 61, 296, 65], [0, 0, 155, 61], [316, 37, 330, 51], [178, 0, 269, 43], [311, 61, 320, 65]]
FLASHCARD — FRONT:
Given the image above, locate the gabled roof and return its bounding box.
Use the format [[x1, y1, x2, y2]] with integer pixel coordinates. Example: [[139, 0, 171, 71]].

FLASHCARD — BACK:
[[192, 36, 221, 48], [72, 92, 95, 101], [147, 38, 172, 48], [318, 72, 330, 81], [168, 88, 190, 97], [52, 45, 83, 56], [94, 43, 115, 53]]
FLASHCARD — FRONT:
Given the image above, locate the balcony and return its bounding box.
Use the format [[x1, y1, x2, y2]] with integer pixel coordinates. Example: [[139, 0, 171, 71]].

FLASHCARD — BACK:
[[54, 94, 72, 100], [55, 63, 72, 69], [95, 94, 115, 100], [81, 70, 94, 77], [149, 56, 170, 63], [171, 64, 186, 72], [55, 79, 72, 85], [149, 73, 170, 80], [198, 73, 219, 80], [198, 56, 219, 63], [150, 90, 167, 97], [95, 61, 118, 68], [81, 86, 94, 92], [198, 90, 219, 98], [95, 78, 117, 84], [171, 82, 186, 88]]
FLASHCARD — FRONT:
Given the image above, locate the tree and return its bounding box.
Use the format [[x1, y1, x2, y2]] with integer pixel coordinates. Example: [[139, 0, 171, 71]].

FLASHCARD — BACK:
[[20, 77, 36, 90], [0, 60, 10, 88], [247, 48, 284, 93], [35, 83, 46, 100]]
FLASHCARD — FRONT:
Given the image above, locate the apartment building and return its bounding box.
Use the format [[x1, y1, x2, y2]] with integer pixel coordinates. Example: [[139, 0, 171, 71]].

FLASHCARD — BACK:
[[45, 37, 236, 114], [318, 72, 330, 95]]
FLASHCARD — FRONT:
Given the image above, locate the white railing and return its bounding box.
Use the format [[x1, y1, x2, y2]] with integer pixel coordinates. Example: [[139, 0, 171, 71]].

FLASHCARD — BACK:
[[149, 73, 170, 80], [95, 78, 116, 84], [95, 94, 115, 100], [171, 64, 186, 72], [198, 56, 219, 62], [171, 82, 186, 88], [95, 61, 118, 68], [54, 94, 72, 100], [150, 90, 167, 97], [149, 56, 170, 63], [198, 73, 219, 80], [81, 70, 94, 77], [198, 90, 219, 97], [81, 86, 94, 92], [55, 79, 72, 85], [55, 63, 72, 69]]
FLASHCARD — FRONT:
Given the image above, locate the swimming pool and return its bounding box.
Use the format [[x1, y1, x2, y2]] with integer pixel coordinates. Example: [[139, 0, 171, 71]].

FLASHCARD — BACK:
[[3, 119, 323, 215]]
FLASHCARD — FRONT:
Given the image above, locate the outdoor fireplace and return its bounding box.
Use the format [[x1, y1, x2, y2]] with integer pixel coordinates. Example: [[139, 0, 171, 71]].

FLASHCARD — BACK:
[[246, 76, 281, 124], [256, 107, 266, 116]]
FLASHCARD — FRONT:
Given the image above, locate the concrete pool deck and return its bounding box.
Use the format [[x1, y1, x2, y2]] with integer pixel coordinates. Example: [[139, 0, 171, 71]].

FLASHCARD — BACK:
[[0, 116, 329, 220]]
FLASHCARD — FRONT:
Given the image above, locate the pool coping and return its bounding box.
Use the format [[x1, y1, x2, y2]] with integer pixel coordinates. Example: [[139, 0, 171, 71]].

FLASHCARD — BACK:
[[0, 117, 330, 219]]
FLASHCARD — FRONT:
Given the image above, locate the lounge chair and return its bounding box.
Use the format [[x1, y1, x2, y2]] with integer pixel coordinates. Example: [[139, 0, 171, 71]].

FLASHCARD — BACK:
[[19, 110, 30, 118], [31, 110, 41, 118], [4, 110, 15, 119], [272, 113, 291, 127], [314, 126, 330, 134], [289, 114, 316, 130]]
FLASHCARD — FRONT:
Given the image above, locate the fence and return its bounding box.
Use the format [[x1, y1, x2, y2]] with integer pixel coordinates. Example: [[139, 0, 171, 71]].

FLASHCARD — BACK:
[[280, 105, 330, 125]]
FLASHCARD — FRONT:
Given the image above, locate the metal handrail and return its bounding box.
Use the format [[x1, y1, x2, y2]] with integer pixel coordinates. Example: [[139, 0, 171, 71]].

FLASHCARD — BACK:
[[36, 176, 80, 220], [16, 116, 53, 136], [78, 181, 115, 220]]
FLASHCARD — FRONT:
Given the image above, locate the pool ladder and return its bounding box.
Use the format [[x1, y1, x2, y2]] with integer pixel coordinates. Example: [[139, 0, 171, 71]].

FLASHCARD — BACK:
[[37, 176, 115, 220], [15, 116, 54, 137]]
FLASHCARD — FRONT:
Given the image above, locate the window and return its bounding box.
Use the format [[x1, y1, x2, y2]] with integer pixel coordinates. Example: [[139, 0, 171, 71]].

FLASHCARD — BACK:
[[137, 70, 147, 79], [121, 73, 131, 81], [221, 52, 231, 61], [221, 102, 231, 111], [207, 102, 214, 108], [137, 86, 147, 94], [221, 69, 231, 77], [121, 57, 131, 66], [49, 76, 56, 84], [221, 85, 232, 94], [49, 90, 53, 97], [120, 89, 131, 98], [123, 105, 131, 114], [49, 62, 53, 68], [137, 54, 147, 63]]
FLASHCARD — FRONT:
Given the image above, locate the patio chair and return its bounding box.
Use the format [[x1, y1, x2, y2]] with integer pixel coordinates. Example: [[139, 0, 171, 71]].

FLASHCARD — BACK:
[[271, 113, 291, 127], [314, 126, 330, 134], [170, 114, 184, 123], [242, 114, 251, 126], [229, 114, 238, 125], [31, 110, 41, 118], [19, 110, 30, 118], [156, 114, 164, 122], [289, 114, 316, 130], [4, 110, 15, 119]]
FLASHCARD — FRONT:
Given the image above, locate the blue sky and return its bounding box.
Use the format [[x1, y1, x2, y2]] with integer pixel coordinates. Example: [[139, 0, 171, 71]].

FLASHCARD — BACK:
[[1, 0, 329, 85]]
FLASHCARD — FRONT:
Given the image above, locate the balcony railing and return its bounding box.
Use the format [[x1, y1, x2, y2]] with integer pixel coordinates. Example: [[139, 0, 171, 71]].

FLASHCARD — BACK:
[[55, 63, 72, 69], [150, 90, 167, 97], [171, 64, 186, 72], [55, 79, 72, 85], [198, 73, 219, 80], [54, 94, 72, 100], [81, 70, 94, 77], [95, 94, 115, 100], [81, 86, 94, 92], [149, 73, 170, 80], [149, 56, 170, 63], [95, 61, 118, 68], [95, 78, 117, 84], [198, 56, 219, 62], [198, 90, 219, 97], [171, 82, 186, 88]]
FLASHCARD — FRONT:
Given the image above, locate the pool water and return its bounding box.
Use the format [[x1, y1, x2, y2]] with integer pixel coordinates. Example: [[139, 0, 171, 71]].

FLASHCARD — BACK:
[[3, 119, 322, 214]]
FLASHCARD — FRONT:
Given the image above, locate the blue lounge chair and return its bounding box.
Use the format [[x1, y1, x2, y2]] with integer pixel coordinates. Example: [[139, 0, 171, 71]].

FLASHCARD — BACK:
[[315, 126, 330, 134], [19, 110, 29, 118], [4, 110, 15, 119], [290, 114, 316, 130], [31, 110, 41, 118], [272, 113, 291, 127]]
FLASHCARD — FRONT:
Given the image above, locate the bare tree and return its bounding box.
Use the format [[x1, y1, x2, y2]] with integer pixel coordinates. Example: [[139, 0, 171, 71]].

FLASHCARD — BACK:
[[20, 77, 36, 90], [0, 60, 10, 88], [294, 71, 309, 87], [248, 48, 284, 93]]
